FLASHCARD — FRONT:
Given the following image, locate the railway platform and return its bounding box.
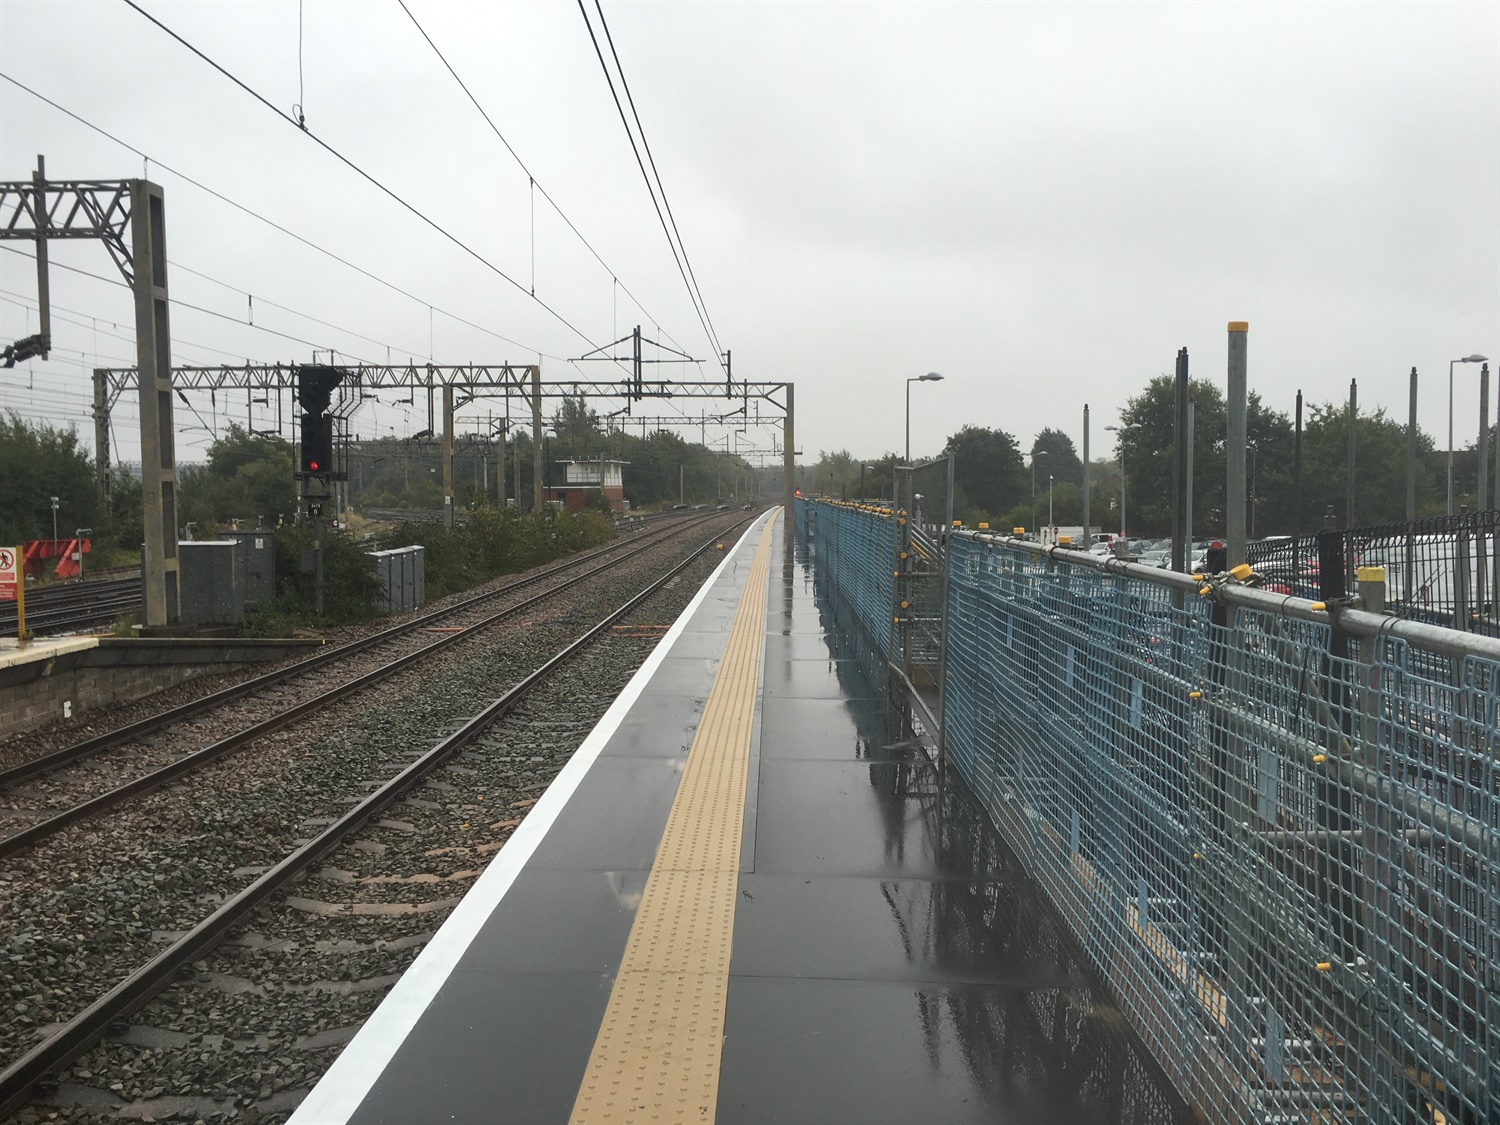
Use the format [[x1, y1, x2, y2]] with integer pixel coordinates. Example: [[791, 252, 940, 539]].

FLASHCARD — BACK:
[[290, 508, 1189, 1125]]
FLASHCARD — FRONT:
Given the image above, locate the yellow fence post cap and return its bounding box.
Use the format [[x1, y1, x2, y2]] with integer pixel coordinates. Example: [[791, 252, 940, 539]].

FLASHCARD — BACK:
[[1230, 563, 1253, 581], [1356, 565, 1386, 583], [1013, 527, 1025, 535], [978, 522, 989, 530], [1057, 535, 1071, 546]]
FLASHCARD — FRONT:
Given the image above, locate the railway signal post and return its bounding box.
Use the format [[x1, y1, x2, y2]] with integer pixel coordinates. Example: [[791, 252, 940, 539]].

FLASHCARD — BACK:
[[297, 364, 347, 616]]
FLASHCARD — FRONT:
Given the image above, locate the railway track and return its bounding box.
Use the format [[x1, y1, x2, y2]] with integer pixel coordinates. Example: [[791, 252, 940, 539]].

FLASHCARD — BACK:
[[0, 575, 142, 635], [0, 510, 752, 1120], [0, 510, 724, 856]]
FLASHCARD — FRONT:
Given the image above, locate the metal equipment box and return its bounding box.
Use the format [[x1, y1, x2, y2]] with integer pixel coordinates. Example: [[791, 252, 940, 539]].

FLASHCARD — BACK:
[[220, 531, 277, 607], [367, 545, 425, 615], [178, 540, 246, 626]]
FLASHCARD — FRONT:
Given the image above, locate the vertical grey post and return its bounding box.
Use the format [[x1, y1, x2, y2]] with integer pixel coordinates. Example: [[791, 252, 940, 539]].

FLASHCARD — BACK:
[[31, 156, 50, 358], [1407, 369, 1418, 521], [92, 368, 111, 507], [1293, 391, 1303, 583], [783, 383, 796, 521], [1081, 403, 1091, 548], [1477, 363, 1490, 614], [442, 383, 455, 528], [1478, 363, 1491, 513], [1406, 369, 1418, 603], [501, 399, 513, 504], [934, 451, 956, 789], [1226, 321, 1249, 565], [1171, 348, 1189, 573], [530, 364, 544, 511], [1346, 379, 1358, 531], [1186, 402, 1195, 558], [314, 510, 325, 616], [130, 179, 179, 626]]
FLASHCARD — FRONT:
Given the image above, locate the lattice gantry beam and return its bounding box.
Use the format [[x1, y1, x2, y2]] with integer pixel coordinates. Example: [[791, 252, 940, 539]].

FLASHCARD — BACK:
[[93, 364, 791, 413], [0, 178, 134, 284]]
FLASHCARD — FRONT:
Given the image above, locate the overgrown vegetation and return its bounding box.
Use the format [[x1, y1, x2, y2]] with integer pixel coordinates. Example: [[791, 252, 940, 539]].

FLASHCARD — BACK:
[[0, 413, 140, 566], [375, 505, 612, 601]]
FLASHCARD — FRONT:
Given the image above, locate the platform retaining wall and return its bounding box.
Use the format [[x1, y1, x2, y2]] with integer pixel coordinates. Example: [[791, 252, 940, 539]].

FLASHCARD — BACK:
[[0, 638, 321, 738]]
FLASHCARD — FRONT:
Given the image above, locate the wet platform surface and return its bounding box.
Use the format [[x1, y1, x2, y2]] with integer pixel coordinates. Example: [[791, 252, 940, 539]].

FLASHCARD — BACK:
[[293, 511, 1191, 1125]]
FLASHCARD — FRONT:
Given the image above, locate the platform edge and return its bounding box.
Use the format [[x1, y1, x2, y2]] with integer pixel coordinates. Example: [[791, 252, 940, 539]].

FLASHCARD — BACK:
[[287, 510, 774, 1125]]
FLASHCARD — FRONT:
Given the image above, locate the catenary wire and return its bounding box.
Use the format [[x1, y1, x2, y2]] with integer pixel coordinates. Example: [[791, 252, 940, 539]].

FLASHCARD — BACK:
[[590, 0, 726, 372], [0, 70, 556, 359], [121, 0, 634, 376], [575, 0, 726, 376], [395, 0, 693, 358]]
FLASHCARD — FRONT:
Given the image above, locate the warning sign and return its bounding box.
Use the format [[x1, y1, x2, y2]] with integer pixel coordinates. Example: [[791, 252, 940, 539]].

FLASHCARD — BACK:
[[0, 544, 22, 641], [0, 546, 18, 602]]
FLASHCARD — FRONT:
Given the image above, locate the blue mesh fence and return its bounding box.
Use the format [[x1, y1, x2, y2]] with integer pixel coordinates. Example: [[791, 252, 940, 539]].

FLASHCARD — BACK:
[[799, 496, 1499, 1124]]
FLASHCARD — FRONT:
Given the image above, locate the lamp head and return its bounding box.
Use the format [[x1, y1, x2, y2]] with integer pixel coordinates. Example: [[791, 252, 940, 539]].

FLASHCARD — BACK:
[[1461, 354, 1489, 363], [920, 372, 943, 382]]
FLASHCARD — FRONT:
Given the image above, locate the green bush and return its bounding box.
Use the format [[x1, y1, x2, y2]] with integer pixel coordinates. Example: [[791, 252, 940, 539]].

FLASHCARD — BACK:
[[378, 504, 613, 600], [271, 525, 384, 625]]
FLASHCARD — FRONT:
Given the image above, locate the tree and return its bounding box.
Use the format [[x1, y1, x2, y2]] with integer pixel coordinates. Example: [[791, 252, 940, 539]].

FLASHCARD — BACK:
[[948, 426, 1026, 523], [1297, 402, 1436, 529], [1112, 377, 1294, 538], [1030, 428, 1083, 486], [0, 413, 98, 545], [177, 425, 297, 530]]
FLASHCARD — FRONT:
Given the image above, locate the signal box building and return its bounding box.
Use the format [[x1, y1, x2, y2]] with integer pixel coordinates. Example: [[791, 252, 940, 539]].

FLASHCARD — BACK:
[[547, 459, 628, 513]]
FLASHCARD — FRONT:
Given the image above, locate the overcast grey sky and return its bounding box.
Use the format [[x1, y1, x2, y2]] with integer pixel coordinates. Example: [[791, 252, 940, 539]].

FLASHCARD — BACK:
[[1, 0, 1496, 467]]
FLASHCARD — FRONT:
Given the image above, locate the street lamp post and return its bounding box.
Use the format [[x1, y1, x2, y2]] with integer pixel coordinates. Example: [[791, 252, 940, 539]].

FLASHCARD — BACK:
[[1029, 451, 1050, 532], [905, 372, 944, 464], [1449, 354, 1489, 515], [1048, 474, 1055, 527], [50, 496, 58, 545], [1248, 442, 1259, 539], [1104, 426, 1124, 539]]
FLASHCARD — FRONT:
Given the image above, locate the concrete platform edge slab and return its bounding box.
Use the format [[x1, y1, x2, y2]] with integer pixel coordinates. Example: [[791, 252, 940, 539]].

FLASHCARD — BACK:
[[287, 510, 775, 1125]]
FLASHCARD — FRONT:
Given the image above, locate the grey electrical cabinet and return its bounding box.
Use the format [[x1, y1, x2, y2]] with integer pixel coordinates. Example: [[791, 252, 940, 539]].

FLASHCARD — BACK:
[[368, 545, 425, 615]]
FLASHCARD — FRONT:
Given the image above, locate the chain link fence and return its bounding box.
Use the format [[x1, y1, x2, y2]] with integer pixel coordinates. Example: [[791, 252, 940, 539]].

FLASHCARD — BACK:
[[798, 495, 1498, 1124], [1248, 509, 1499, 638]]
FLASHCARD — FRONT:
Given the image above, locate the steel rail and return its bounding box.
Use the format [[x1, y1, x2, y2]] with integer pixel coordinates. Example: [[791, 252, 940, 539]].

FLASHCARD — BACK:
[[0, 515, 752, 1118], [0, 513, 734, 857], [0, 512, 716, 792]]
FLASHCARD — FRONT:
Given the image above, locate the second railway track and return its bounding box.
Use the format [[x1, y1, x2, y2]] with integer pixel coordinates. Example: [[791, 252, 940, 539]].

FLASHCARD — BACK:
[[0, 511, 728, 856]]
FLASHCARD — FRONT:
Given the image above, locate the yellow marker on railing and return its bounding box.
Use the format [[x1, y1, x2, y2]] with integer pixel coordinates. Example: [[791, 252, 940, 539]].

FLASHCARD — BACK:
[[1309, 601, 1327, 611], [978, 522, 989, 530], [1013, 527, 1025, 535], [1316, 961, 1332, 972], [1231, 563, 1253, 581], [1189, 690, 1202, 699], [1058, 535, 1071, 546], [1313, 753, 1327, 764]]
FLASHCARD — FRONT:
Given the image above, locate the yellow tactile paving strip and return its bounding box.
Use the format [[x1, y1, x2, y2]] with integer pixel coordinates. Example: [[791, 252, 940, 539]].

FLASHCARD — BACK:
[[569, 513, 777, 1125]]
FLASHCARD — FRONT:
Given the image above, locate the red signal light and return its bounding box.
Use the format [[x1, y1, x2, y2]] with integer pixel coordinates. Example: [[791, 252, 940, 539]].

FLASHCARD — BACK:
[[309, 460, 320, 471]]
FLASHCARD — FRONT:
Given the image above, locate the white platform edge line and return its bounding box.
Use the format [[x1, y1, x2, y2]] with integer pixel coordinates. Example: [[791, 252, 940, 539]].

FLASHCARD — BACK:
[[289, 510, 774, 1125]]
